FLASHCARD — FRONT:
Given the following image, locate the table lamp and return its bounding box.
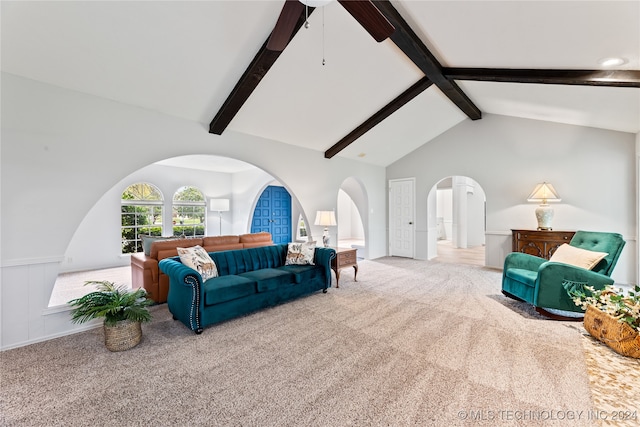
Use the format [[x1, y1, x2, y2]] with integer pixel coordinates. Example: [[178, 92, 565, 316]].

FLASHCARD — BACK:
[[527, 182, 561, 230], [314, 210, 337, 247]]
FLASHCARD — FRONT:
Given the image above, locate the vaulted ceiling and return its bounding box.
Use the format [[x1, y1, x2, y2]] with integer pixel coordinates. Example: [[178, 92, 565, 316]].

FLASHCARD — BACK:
[[2, 1, 639, 167]]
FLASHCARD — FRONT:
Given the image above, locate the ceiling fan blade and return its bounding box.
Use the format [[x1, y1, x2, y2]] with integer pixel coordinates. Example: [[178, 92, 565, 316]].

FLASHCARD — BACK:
[[338, 0, 395, 42], [267, 0, 306, 51]]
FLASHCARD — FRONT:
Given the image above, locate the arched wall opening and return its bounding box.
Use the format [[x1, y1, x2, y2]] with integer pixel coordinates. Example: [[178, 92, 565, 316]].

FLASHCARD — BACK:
[[427, 176, 486, 265], [49, 154, 306, 307], [337, 177, 369, 259]]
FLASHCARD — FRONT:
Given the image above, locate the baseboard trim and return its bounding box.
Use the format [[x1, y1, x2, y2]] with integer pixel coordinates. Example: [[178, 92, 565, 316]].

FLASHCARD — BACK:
[[1, 322, 100, 352]]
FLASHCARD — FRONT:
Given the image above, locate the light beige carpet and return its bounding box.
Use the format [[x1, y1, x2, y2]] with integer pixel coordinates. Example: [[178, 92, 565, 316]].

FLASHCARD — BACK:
[[1, 258, 601, 426]]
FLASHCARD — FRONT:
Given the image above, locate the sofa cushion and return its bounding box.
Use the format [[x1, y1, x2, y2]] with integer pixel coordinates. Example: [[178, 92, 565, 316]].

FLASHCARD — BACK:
[[203, 275, 256, 306], [177, 245, 218, 281], [202, 243, 244, 252], [505, 268, 538, 287], [278, 265, 321, 284], [285, 242, 316, 265], [202, 236, 243, 252], [151, 237, 203, 260], [240, 232, 274, 248], [211, 245, 288, 276], [239, 268, 294, 292], [203, 235, 241, 246], [549, 243, 608, 270]]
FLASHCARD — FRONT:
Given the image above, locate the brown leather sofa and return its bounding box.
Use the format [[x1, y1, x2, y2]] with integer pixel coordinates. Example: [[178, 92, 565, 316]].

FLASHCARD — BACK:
[[131, 232, 273, 303]]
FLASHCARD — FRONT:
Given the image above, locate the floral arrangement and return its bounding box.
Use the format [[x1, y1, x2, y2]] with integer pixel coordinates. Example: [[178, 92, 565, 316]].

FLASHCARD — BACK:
[[570, 285, 640, 333]]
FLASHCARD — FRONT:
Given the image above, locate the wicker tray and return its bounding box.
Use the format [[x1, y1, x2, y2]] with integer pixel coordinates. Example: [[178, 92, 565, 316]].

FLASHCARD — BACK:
[[104, 320, 142, 352], [584, 305, 640, 358]]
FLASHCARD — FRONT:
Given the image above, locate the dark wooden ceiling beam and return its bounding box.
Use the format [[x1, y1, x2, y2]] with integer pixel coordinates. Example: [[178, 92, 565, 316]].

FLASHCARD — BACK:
[[373, 0, 482, 121], [209, 44, 279, 135], [325, 77, 433, 159], [211, 0, 638, 160], [209, 6, 313, 135], [443, 68, 640, 88]]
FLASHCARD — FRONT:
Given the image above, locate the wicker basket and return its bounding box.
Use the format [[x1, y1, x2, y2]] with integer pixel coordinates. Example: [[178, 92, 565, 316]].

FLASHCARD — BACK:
[[584, 305, 640, 358], [104, 320, 142, 352]]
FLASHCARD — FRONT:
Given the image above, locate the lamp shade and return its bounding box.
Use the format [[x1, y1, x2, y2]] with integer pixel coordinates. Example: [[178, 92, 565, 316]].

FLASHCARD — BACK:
[[209, 198, 230, 212], [314, 211, 337, 227], [527, 182, 561, 204]]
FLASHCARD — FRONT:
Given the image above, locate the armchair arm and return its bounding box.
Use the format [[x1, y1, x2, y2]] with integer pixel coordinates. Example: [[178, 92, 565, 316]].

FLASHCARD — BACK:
[[534, 262, 615, 311], [158, 257, 203, 332], [130, 253, 159, 283], [503, 252, 547, 272], [314, 247, 336, 289], [130, 253, 160, 301]]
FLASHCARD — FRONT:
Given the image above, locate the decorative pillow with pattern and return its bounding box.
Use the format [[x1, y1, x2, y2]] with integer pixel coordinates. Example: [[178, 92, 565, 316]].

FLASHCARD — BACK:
[[549, 243, 608, 271], [285, 242, 316, 266], [177, 245, 218, 281]]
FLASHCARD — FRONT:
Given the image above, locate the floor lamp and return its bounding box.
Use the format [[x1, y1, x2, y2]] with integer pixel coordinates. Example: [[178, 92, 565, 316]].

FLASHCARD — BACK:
[[209, 199, 230, 236]]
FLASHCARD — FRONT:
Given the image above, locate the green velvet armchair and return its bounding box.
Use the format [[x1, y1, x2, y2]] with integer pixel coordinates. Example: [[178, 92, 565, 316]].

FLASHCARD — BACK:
[[501, 230, 625, 319]]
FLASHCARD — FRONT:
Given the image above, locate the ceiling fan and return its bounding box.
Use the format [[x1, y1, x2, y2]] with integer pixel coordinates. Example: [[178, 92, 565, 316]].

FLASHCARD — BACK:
[[266, 0, 395, 52]]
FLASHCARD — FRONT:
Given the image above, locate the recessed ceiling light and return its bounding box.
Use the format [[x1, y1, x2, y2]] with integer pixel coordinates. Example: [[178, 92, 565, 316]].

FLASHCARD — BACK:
[[598, 57, 626, 67]]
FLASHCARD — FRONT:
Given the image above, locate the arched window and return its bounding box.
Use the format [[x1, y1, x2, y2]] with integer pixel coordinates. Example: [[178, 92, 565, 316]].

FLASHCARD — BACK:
[[173, 186, 206, 237], [121, 183, 163, 254]]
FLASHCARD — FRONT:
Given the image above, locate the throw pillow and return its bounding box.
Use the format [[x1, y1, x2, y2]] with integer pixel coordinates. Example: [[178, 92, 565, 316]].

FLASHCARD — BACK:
[[140, 235, 175, 256], [285, 242, 316, 265], [549, 244, 608, 270], [177, 245, 218, 281]]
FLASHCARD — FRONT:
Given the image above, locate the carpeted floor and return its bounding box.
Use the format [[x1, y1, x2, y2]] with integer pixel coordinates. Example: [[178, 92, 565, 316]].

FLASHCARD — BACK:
[[1, 257, 637, 426]]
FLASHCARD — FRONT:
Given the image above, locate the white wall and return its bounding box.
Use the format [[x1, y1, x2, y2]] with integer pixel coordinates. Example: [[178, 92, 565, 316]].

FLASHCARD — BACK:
[[434, 177, 485, 249], [231, 168, 281, 235], [436, 188, 453, 240], [59, 161, 277, 274], [463, 178, 486, 248], [337, 189, 365, 241], [387, 113, 637, 286], [0, 74, 387, 350], [338, 176, 370, 257]]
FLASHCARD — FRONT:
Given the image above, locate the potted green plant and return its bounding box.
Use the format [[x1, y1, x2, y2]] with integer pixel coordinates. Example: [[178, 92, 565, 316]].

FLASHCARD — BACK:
[[570, 284, 640, 358], [68, 280, 153, 352]]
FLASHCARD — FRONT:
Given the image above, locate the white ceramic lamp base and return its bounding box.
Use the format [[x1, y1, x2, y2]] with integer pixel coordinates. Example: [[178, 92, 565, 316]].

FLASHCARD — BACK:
[[535, 205, 554, 230], [322, 228, 330, 247]]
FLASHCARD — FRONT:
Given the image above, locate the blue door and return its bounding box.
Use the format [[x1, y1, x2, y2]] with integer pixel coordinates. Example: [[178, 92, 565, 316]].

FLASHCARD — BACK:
[[251, 186, 292, 244]]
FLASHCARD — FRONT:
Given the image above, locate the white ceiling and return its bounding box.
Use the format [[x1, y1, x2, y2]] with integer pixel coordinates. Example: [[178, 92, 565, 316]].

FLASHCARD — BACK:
[[2, 1, 639, 167], [156, 155, 258, 174]]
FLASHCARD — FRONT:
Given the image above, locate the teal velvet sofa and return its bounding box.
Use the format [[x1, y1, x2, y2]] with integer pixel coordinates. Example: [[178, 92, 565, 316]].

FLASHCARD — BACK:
[[158, 244, 336, 333], [501, 230, 625, 319]]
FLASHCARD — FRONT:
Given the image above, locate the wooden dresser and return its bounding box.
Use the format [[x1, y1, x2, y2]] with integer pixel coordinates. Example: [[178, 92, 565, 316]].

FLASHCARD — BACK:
[[511, 229, 576, 260]]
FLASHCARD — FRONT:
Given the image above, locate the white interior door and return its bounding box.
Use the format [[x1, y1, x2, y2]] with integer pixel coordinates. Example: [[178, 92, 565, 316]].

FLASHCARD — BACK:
[[389, 178, 415, 258]]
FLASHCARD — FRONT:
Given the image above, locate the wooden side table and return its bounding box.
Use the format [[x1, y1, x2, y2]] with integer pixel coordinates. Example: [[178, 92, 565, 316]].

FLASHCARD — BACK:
[[331, 247, 358, 288], [511, 229, 575, 260]]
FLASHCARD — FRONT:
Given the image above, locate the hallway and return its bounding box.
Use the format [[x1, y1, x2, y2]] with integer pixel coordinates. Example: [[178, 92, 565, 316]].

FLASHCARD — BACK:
[[434, 240, 485, 266]]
